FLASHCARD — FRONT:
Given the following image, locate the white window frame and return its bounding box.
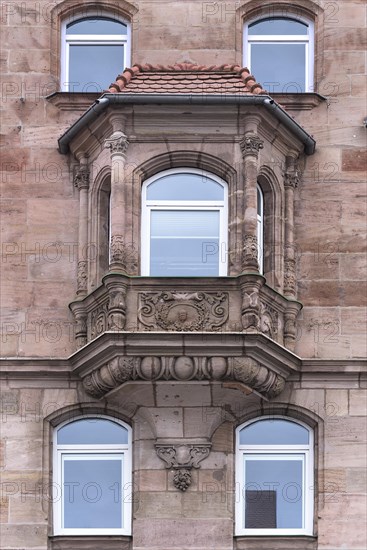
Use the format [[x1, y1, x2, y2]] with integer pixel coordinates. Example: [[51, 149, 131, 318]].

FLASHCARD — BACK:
[[257, 184, 263, 274], [243, 15, 314, 93], [141, 168, 228, 276], [61, 14, 131, 92], [235, 416, 314, 536], [53, 415, 132, 536]]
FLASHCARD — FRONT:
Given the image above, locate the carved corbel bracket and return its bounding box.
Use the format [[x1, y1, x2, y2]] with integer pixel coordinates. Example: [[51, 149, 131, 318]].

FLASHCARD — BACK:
[[155, 442, 211, 491], [81, 354, 286, 401]]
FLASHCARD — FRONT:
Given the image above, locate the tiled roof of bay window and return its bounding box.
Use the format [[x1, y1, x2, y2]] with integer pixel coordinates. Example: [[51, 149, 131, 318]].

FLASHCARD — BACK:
[[107, 63, 266, 95]]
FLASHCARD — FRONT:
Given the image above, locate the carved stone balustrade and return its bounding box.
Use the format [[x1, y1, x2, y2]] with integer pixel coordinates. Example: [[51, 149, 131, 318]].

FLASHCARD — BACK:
[[69, 273, 302, 349], [69, 274, 302, 403]]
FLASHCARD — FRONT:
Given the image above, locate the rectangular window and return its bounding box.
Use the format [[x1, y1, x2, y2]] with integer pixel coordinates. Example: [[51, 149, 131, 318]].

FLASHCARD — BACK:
[[243, 454, 304, 530], [150, 209, 220, 276], [62, 454, 124, 530]]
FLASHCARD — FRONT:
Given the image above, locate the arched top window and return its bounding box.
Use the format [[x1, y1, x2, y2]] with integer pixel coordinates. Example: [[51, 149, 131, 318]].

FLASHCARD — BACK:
[[244, 15, 314, 93], [61, 15, 130, 92], [257, 184, 264, 274], [53, 416, 132, 535], [141, 168, 228, 277], [236, 416, 314, 536]]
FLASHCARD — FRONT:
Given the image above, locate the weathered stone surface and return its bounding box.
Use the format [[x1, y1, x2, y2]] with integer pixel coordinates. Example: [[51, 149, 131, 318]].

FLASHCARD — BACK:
[[342, 148, 367, 171], [325, 390, 349, 417], [349, 389, 367, 416], [137, 470, 167, 492], [0, 524, 48, 547], [1, 2, 366, 549], [133, 518, 233, 549]]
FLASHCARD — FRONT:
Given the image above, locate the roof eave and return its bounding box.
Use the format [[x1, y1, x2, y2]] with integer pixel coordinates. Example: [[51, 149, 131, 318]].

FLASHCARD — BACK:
[[58, 93, 316, 155]]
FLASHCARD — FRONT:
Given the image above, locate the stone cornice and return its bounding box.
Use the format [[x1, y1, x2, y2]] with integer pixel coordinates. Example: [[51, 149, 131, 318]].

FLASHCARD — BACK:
[[0, 357, 365, 389], [1, 357, 365, 373]]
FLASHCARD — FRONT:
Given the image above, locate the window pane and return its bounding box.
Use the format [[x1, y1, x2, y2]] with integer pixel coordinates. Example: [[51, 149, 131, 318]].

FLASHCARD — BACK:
[[150, 210, 220, 276], [67, 18, 127, 35], [239, 419, 309, 445], [248, 18, 308, 35], [68, 45, 124, 92], [257, 187, 262, 216], [63, 457, 122, 528], [147, 173, 224, 201], [250, 43, 305, 92], [244, 457, 303, 529], [58, 419, 128, 445]]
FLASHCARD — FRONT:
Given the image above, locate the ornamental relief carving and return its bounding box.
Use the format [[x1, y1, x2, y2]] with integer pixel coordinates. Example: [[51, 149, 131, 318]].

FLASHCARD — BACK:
[[260, 303, 279, 340], [155, 443, 211, 491], [138, 291, 229, 331], [239, 134, 264, 157], [110, 235, 138, 273], [89, 300, 109, 340], [73, 165, 90, 189], [81, 355, 285, 400]]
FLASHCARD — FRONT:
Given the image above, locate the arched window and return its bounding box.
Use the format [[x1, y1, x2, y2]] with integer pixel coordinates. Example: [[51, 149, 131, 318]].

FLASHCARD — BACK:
[[235, 417, 314, 536], [244, 16, 314, 93], [61, 16, 130, 92], [53, 416, 132, 535], [141, 168, 228, 276], [257, 184, 264, 273]]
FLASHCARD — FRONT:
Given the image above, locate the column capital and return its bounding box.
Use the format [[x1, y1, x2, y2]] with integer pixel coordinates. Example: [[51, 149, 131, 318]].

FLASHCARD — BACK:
[[239, 134, 264, 158], [73, 164, 90, 190], [105, 131, 129, 155], [284, 171, 300, 189]]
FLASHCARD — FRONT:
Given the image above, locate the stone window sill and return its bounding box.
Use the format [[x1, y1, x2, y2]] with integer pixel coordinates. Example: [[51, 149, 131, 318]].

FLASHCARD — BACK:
[[271, 92, 326, 111], [48, 535, 132, 550], [46, 92, 100, 112], [235, 535, 318, 550]]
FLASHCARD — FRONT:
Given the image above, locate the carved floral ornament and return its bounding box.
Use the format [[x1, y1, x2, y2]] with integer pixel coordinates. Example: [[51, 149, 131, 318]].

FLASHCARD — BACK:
[[104, 131, 129, 155], [156, 443, 211, 491], [239, 134, 264, 157], [82, 355, 285, 400], [73, 165, 90, 189]]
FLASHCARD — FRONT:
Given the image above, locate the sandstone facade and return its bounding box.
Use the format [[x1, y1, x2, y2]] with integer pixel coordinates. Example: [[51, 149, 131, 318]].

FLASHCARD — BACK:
[[0, 1, 366, 549]]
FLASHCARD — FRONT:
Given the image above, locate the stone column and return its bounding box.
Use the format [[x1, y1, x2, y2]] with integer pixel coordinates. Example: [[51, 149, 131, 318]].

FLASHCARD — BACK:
[[239, 118, 264, 331], [283, 155, 300, 297], [239, 118, 264, 272], [74, 153, 90, 296], [104, 115, 130, 273]]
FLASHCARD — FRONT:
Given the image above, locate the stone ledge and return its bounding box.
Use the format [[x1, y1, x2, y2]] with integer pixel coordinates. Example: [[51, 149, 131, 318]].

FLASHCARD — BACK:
[[272, 93, 326, 111], [235, 535, 318, 549], [48, 535, 132, 550], [46, 92, 100, 111]]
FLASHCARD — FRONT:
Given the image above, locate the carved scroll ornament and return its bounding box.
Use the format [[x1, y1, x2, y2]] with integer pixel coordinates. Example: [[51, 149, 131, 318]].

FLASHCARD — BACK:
[[155, 443, 211, 491], [138, 291, 229, 331]]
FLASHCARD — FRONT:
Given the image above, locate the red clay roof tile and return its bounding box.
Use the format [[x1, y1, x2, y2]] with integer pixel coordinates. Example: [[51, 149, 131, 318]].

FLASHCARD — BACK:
[[107, 62, 266, 95]]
